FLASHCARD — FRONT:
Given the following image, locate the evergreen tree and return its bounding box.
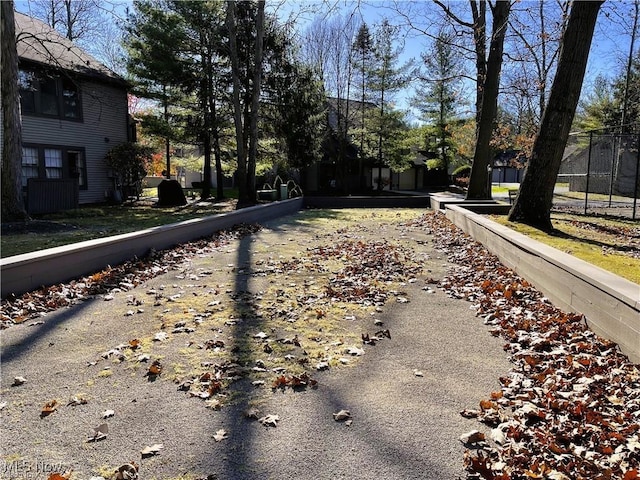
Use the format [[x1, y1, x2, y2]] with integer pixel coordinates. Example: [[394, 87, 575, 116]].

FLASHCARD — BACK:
[[369, 18, 412, 189], [352, 23, 374, 185], [125, 0, 188, 183], [412, 26, 464, 172]]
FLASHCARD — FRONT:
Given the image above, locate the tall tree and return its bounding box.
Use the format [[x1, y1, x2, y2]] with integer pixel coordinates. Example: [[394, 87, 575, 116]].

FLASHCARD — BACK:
[[301, 14, 358, 191], [1, 0, 28, 220], [352, 22, 374, 187], [125, 1, 187, 183], [369, 18, 411, 190], [28, 0, 102, 41], [466, 0, 511, 200], [503, 1, 569, 127], [247, 0, 265, 201], [413, 25, 465, 172], [509, 1, 604, 230], [226, 0, 268, 206]]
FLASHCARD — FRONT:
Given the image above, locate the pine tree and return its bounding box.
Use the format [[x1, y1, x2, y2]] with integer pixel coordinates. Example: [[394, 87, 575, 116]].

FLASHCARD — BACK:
[[369, 18, 412, 189], [412, 26, 464, 173]]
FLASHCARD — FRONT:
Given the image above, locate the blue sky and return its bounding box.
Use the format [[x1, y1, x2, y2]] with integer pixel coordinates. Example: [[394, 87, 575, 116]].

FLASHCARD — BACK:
[[15, 0, 637, 121]]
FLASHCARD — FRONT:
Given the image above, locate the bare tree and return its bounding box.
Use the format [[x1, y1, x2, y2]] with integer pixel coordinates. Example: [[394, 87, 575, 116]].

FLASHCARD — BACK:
[[465, 0, 511, 200], [502, 0, 569, 129], [23, 0, 125, 73], [1, 0, 28, 221], [302, 13, 358, 191], [509, 1, 604, 230]]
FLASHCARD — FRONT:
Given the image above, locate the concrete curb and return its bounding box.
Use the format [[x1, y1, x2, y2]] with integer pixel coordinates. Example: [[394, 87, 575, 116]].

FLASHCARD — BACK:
[[1, 198, 303, 298], [445, 204, 640, 364]]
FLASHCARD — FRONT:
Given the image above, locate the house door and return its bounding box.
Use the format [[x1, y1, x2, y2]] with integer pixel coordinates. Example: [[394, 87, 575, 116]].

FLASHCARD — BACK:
[[67, 150, 85, 187]]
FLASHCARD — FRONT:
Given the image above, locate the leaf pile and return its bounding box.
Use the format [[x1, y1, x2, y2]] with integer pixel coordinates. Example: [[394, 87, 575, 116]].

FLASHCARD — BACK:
[[415, 212, 640, 479], [0, 223, 262, 328]]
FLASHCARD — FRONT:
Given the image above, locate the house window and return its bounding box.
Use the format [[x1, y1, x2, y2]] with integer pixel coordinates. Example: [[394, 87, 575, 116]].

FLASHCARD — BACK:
[[22, 145, 87, 189], [21, 147, 39, 187], [62, 78, 80, 119], [44, 149, 63, 178], [18, 68, 82, 121]]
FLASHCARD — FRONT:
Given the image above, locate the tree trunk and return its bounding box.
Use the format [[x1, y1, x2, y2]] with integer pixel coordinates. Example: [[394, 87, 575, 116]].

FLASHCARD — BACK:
[[226, 1, 248, 206], [466, 0, 510, 200], [509, 1, 603, 230], [213, 129, 224, 200], [1, 0, 28, 221], [246, 0, 264, 203], [470, 0, 487, 129]]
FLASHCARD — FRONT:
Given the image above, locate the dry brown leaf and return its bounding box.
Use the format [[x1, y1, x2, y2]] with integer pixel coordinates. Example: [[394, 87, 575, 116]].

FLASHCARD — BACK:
[[459, 430, 486, 444], [47, 471, 72, 480], [147, 360, 163, 376], [40, 399, 59, 418]]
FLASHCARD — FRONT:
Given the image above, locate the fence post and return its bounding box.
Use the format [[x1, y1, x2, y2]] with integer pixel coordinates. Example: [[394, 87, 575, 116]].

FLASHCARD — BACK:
[[633, 134, 640, 220], [608, 134, 618, 207], [584, 132, 593, 215]]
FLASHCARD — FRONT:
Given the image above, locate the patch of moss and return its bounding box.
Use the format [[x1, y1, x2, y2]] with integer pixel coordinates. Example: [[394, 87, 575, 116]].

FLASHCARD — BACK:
[[491, 214, 640, 284]]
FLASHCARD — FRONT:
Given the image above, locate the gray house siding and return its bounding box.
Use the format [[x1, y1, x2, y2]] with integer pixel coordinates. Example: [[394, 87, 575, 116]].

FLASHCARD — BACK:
[[21, 80, 128, 204]]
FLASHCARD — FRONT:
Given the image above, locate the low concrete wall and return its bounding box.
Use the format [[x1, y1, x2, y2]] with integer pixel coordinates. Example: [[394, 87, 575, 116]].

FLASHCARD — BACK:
[[1, 198, 303, 298], [445, 204, 640, 364], [304, 195, 430, 209]]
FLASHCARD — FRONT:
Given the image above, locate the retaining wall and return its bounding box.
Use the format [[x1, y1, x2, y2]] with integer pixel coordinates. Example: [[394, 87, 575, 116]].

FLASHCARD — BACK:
[[445, 204, 640, 364], [1, 198, 303, 298]]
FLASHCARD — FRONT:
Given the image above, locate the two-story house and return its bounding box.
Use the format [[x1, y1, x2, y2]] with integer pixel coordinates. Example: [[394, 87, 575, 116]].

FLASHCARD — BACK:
[[1, 12, 132, 214]]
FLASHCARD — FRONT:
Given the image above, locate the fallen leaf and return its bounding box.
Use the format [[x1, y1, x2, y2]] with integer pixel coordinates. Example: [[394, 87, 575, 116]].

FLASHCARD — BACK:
[[205, 399, 223, 410], [315, 361, 329, 371], [153, 332, 168, 342], [40, 399, 59, 418], [147, 360, 163, 376], [245, 408, 261, 419], [258, 414, 280, 427], [47, 471, 72, 480], [333, 409, 352, 422], [114, 462, 139, 480], [459, 430, 485, 444], [346, 346, 365, 356], [141, 443, 163, 458], [87, 423, 108, 442], [213, 429, 228, 442], [67, 396, 88, 406]]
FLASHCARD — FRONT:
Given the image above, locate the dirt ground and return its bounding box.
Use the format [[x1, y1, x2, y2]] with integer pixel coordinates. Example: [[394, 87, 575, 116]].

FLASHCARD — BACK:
[[0, 209, 511, 480]]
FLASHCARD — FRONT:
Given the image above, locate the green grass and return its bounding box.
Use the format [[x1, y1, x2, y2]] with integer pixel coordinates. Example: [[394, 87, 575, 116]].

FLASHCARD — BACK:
[[491, 213, 640, 284], [1, 188, 239, 258]]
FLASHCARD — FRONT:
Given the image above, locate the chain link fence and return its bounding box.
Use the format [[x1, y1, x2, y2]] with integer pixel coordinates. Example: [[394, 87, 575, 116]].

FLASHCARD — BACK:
[[556, 132, 640, 219]]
